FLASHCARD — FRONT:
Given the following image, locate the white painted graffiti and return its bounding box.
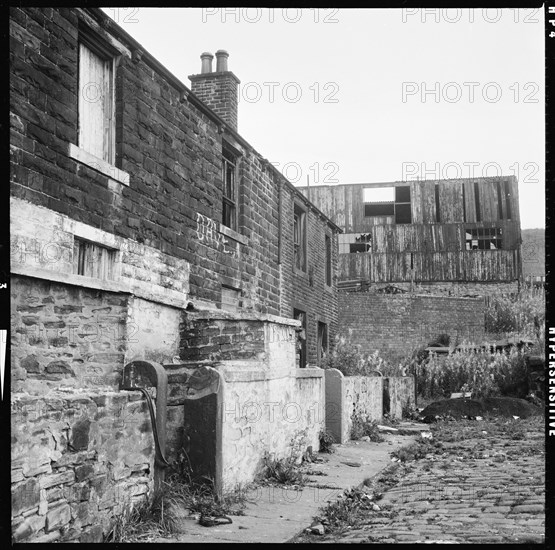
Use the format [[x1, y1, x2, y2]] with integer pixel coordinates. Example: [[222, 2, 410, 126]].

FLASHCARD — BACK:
[[196, 213, 237, 257]]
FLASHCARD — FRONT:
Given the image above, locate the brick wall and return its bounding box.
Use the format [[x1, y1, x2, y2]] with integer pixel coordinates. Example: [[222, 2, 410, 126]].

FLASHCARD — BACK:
[[338, 293, 485, 361], [356, 280, 520, 297], [10, 6, 338, 326]]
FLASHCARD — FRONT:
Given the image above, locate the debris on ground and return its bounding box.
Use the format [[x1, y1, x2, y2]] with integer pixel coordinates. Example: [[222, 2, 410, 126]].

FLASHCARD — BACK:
[[419, 396, 541, 421]]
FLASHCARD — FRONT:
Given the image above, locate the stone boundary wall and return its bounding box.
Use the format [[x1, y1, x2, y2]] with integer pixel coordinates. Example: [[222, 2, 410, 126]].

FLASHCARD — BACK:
[[11, 390, 154, 543], [339, 293, 485, 362], [324, 370, 415, 444]]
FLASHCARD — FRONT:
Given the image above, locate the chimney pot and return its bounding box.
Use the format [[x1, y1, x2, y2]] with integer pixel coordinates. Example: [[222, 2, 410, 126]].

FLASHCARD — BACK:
[[215, 50, 229, 72], [200, 52, 214, 74]]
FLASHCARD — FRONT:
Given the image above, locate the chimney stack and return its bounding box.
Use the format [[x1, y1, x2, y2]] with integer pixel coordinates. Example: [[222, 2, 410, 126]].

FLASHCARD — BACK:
[[189, 50, 240, 131]]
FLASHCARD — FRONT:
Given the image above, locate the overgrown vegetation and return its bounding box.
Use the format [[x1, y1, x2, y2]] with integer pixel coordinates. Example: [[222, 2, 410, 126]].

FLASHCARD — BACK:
[[417, 345, 531, 400], [319, 429, 336, 453], [322, 289, 544, 401], [350, 413, 384, 442], [105, 452, 246, 542], [484, 288, 545, 339]]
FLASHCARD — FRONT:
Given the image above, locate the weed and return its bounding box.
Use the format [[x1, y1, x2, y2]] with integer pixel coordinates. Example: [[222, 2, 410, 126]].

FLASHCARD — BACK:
[[259, 455, 306, 486], [319, 429, 336, 453], [351, 414, 385, 442]]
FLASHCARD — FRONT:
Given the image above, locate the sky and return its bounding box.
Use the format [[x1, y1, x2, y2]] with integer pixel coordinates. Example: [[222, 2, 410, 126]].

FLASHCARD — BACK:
[[102, 7, 545, 229]]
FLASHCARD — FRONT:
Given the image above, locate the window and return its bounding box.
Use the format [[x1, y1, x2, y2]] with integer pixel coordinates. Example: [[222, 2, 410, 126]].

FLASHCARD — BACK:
[[222, 146, 237, 230], [317, 322, 328, 365], [73, 238, 117, 279], [474, 182, 481, 222], [465, 228, 502, 250], [338, 233, 372, 254], [325, 234, 332, 286], [395, 185, 411, 224], [363, 186, 411, 223], [294, 309, 307, 368], [78, 39, 115, 163], [293, 204, 307, 271], [221, 285, 241, 312]]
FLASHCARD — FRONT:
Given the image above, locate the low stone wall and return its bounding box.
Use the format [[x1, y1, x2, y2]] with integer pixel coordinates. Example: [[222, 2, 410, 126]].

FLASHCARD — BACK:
[[384, 377, 416, 419], [11, 390, 155, 543], [324, 370, 415, 443]]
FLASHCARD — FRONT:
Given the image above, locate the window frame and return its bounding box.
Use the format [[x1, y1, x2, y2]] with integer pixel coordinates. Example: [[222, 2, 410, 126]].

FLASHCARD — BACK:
[[221, 144, 239, 231], [73, 236, 118, 280]]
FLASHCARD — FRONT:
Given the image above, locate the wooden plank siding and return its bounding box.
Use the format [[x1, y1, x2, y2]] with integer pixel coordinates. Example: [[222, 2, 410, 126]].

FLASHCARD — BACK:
[[301, 177, 521, 284], [339, 250, 519, 282]]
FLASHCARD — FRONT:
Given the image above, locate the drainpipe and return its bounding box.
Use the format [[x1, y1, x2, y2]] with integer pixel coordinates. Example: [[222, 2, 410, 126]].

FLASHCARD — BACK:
[[121, 360, 169, 491]]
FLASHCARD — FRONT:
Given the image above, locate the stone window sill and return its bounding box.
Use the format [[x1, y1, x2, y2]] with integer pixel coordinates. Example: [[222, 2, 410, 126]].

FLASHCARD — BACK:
[[68, 144, 130, 186]]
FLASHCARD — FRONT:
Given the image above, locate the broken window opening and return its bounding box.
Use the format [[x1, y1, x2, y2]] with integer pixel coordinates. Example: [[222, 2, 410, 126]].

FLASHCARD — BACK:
[[350, 233, 372, 254], [293, 204, 307, 272], [465, 227, 502, 250], [222, 146, 237, 231], [73, 237, 117, 280]]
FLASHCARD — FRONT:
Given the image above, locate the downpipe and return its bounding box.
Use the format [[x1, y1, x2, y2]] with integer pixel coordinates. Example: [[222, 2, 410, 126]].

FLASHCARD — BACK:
[[120, 360, 170, 490]]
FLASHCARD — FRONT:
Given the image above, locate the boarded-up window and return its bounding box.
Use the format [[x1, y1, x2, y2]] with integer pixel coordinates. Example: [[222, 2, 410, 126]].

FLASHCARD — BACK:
[[294, 204, 307, 271], [325, 234, 332, 286], [222, 146, 237, 230], [221, 286, 241, 311], [73, 238, 117, 279], [78, 42, 114, 163]]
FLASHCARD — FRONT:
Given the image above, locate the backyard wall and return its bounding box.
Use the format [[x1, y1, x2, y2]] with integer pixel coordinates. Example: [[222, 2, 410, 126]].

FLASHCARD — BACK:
[[339, 293, 485, 361], [325, 370, 415, 444]]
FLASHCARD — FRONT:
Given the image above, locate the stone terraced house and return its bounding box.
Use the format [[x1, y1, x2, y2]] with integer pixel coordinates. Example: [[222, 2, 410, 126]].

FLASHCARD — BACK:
[[10, 7, 340, 541]]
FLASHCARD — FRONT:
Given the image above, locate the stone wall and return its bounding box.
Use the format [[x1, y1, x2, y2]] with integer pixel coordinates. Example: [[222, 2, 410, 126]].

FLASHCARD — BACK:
[[338, 293, 485, 362], [11, 390, 154, 543]]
